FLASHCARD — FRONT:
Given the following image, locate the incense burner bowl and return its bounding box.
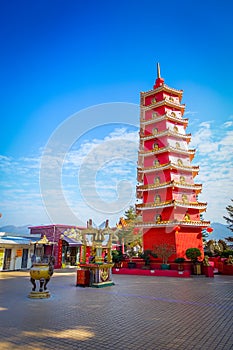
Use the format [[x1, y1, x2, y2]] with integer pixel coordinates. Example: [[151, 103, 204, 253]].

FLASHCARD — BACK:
[[30, 262, 54, 292]]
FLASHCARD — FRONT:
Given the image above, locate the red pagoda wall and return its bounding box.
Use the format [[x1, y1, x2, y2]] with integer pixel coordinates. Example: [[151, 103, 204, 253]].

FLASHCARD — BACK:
[[143, 228, 204, 260]]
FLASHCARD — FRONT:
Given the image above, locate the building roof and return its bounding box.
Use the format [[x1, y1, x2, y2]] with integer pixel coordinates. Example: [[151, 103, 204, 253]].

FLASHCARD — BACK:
[[28, 224, 85, 230], [62, 236, 82, 246], [0, 235, 37, 245]]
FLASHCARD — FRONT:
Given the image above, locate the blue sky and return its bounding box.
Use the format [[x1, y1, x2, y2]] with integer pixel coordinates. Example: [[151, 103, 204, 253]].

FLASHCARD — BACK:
[[0, 0, 233, 227]]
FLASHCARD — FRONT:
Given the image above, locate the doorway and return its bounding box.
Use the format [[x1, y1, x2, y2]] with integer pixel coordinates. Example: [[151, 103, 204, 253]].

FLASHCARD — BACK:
[[21, 249, 28, 268], [3, 249, 11, 270]]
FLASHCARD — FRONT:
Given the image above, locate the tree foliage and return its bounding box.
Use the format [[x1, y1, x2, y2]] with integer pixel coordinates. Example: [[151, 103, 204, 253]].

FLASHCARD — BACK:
[[124, 206, 137, 221], [223, 199, 233, 233], [185, 248, 201, 262], [117, 206, 141, 246]]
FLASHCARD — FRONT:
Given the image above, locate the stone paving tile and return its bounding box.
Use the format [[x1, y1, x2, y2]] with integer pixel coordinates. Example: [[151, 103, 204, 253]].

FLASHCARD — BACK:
[[0, 270, 232, 349]]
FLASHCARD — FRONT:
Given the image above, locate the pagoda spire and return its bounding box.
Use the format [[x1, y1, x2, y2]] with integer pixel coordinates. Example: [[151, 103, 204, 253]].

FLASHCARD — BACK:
[[154, 62, 164, 89], [157, 62, 161, 79]]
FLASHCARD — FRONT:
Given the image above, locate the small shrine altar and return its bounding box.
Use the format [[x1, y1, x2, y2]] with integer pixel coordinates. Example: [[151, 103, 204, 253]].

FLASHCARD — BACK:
[[76, 219, 118, 288], [77, 263, 114, 288]]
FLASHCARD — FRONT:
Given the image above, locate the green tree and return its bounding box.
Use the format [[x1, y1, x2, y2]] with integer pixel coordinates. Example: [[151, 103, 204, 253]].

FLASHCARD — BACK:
[[124, 206, 137, 221], [117, 206, 141, 250], [223, 199, 233, 233]]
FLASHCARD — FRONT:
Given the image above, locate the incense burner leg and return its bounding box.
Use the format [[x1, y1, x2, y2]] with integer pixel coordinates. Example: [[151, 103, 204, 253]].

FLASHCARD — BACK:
[[30, 277, 36, 291], [44, 278, 50, 290], [39, 278, 45, 292]]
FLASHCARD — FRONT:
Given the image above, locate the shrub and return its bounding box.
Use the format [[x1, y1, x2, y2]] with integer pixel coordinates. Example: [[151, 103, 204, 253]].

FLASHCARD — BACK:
[[138, 250, 157, 265], [185, 248, 201, 263], [111, 250, 123, 263], [221, 250, 233, 258], [174, 257, 185, 263]]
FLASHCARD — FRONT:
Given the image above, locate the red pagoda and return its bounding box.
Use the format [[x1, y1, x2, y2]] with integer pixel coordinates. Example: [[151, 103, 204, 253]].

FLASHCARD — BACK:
[[136, 64, 210, 260]]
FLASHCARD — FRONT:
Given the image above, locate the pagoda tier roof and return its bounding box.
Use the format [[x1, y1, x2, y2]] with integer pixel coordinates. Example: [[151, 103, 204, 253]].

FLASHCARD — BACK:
[[136, 200, 207, 212], [137, 181, 202, 194], [141, 84, 183, 98], [140, 112, 188, 126], [141, 98, 185, 112], [139, 145, 195, 161], [135, 220, 210, 229], [139, 129, 191, 142], [137, 162, 199, 175]]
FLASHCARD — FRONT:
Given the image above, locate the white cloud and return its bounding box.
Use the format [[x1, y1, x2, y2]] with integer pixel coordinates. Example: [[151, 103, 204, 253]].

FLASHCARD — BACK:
[[0, 119, 232, 226], [223, 121, 233, 128], [191, 119, 233, 223]]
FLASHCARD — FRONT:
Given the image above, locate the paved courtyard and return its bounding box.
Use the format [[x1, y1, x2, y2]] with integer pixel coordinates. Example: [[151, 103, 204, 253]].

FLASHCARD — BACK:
[[0, 269, 232, 350]]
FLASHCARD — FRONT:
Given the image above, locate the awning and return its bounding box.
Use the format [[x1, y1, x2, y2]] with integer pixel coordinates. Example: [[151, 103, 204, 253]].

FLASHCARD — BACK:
[[62, 236, 82, 247]]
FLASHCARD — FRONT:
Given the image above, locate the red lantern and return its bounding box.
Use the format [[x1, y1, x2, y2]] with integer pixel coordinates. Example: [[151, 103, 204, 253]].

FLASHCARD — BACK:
[[175, 226, 180, 232], [207, 227, 213, 233]]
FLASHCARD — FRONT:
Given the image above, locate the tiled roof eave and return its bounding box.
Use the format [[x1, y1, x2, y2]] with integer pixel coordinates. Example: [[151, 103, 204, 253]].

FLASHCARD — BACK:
[[141, 84, 183, 97], [135, 220, 210, 228]]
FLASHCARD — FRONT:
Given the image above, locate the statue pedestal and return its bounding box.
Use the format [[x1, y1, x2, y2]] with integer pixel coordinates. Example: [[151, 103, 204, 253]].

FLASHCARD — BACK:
[[28, 291, 50, 299], [78, 263, 114, 288]]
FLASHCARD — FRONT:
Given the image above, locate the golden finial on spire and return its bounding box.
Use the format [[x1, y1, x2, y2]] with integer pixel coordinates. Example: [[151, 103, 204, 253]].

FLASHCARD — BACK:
[[157, 62, 161, 79]]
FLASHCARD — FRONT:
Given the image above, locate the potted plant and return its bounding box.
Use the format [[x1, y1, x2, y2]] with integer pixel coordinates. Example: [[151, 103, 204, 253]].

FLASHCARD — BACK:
[[127, 248, 136, 268], [153, 243, 175, 270], [138, 250, 157, 269], [185, 248, 202, 274], [174, 257, 185, 271], [111, 250, 123, 268]]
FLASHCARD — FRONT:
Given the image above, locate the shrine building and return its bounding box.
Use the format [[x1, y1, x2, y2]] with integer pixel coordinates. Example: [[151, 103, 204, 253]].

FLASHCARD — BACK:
[[136, 64, 210, 260]]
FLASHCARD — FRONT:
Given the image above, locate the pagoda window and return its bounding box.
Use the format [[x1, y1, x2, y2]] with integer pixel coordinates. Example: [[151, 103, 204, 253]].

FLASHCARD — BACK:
[[184, 213, 190, 221], [182, 194, 188, 204], [171, 112, 176, 117], [154, 159, 160, 167], [169, 96, 174, 102], [155, 214, 162, 223], [153, 143, 159, 150], [176, 142, 181, 149], [152, 112, 158, 118], [153, 127, 158, 135], [180, 175, 185, 184], [177, 159, 183, 166], [173, 125, 178, 133], [151, 97, 156, 104], [154, 195, 161, 204], [154, 176, 160, 185]]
